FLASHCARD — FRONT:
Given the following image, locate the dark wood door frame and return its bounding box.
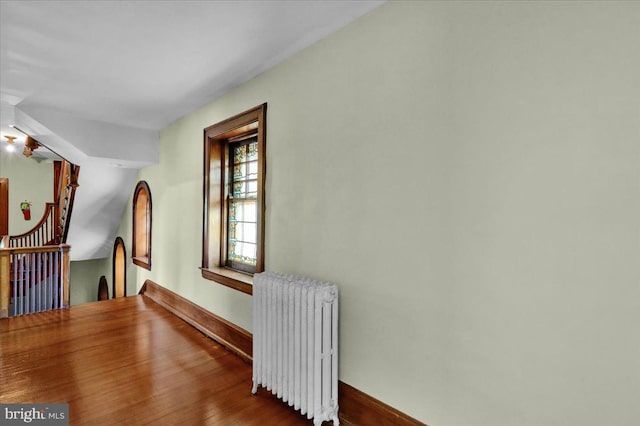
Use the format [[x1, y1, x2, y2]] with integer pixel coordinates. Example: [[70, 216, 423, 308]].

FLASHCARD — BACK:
[[0, 178, 8, 236]]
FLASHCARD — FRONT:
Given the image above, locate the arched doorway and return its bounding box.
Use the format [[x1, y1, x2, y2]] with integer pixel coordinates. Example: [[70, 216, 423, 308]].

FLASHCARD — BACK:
[[112, 237, 126, 298]]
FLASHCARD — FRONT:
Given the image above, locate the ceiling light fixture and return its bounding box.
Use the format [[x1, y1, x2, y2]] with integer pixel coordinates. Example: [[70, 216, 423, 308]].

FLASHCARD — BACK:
[[4, 135, 17, 144]]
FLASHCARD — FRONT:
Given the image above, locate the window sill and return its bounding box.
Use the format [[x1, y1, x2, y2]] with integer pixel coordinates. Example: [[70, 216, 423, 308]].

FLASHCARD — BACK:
[[133, 256, 151, 271], [201, 266, 253, 295]]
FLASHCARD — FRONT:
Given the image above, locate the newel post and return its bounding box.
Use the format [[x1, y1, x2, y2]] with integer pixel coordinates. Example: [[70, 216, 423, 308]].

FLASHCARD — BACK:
[[61, 245, 71, 309], [0, 248, 10, 318]]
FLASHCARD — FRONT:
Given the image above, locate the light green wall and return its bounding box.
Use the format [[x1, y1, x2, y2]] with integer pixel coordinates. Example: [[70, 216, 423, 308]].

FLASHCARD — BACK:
[[0, 154, 53, 235], [114, 2, 640, 425], [69, 258, 110, 305]]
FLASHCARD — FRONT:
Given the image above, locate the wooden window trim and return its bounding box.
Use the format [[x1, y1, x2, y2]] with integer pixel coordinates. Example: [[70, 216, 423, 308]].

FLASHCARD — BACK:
[[132, 180, 152, 270], [112, 236, 127, 298], [202, 103, 266, 294]]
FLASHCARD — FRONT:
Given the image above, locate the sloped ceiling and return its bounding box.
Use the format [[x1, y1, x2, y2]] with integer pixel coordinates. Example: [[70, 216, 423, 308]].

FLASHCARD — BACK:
[[0, 0, 385, 260]]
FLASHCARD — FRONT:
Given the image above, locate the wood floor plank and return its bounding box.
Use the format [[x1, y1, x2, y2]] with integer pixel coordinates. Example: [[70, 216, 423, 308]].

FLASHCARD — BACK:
[[0, 296, 313, 425]]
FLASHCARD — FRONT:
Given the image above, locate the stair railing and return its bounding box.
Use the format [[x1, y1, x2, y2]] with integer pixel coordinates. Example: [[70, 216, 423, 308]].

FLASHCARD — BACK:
[[0, 244, 70, 318], [0, 160, 78, 318], [8, 160, 80, 248]]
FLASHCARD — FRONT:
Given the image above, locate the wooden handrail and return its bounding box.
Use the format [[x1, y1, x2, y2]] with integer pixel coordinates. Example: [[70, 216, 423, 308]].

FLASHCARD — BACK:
[[60, 162, 80, 244], [1, 244, 71, 255]]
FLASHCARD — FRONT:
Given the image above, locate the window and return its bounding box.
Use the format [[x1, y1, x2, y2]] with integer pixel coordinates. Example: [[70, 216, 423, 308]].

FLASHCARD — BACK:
[[132, 181, 152, 270], [112, 236, 126, 298], [227, 137, 259, 272], [202, 103, 266, 294]]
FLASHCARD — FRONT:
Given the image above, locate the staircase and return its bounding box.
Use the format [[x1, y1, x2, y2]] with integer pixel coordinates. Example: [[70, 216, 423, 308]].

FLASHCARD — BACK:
[[0, 160, 80, 318]]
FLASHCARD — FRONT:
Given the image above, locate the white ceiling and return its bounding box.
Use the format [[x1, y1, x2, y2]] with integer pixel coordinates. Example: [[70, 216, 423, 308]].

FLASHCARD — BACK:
[[1, 0, 384, 131], [0, 0, 385, 260]]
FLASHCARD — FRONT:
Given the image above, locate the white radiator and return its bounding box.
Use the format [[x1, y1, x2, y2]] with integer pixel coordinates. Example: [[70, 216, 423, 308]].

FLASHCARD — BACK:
[[252, 272, 339, 425]]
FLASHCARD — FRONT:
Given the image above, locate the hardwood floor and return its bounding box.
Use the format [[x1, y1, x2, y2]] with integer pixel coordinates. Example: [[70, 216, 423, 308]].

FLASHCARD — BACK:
[[0, 296, 313, 425]]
